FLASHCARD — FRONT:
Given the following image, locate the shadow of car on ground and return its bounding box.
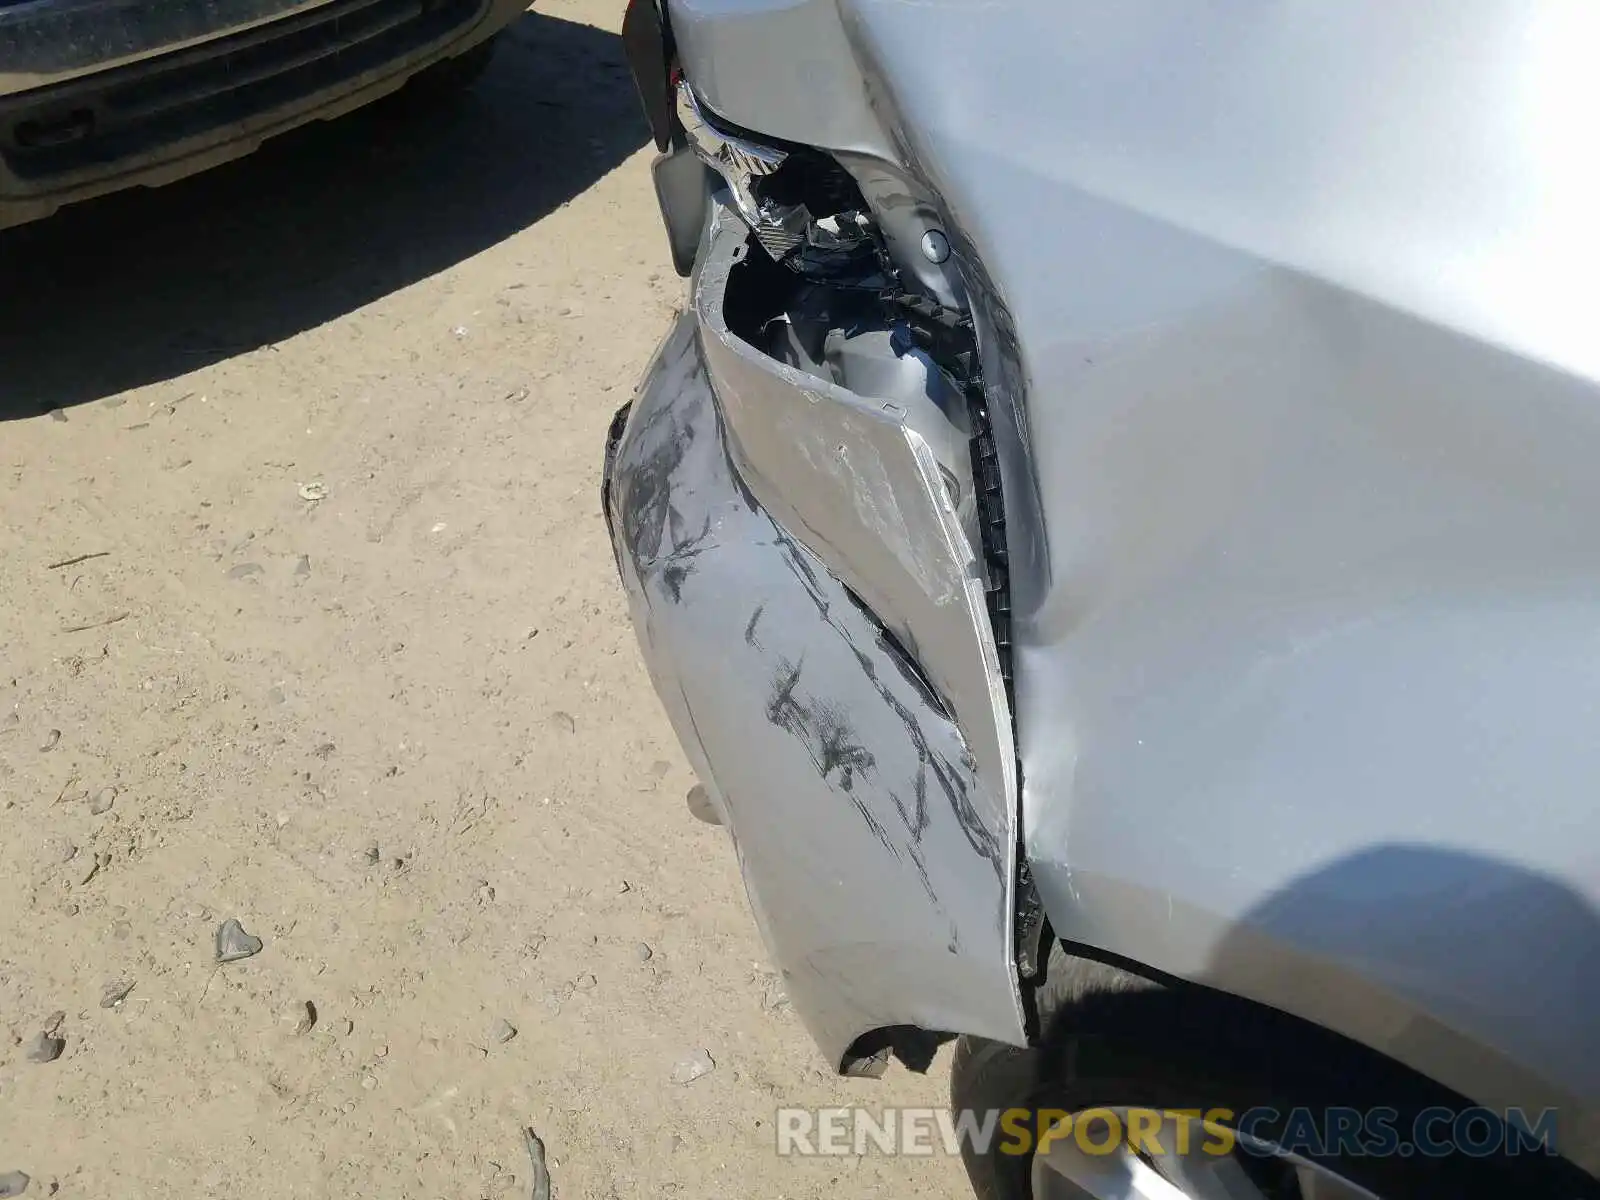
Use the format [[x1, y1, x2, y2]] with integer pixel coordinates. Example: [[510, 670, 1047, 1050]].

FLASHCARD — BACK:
[[0, 9, 648, 420]]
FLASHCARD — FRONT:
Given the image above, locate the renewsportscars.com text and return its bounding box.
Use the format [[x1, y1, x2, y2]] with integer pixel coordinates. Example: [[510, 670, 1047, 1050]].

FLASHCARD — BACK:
[[774, 1106, 1559, 1160]]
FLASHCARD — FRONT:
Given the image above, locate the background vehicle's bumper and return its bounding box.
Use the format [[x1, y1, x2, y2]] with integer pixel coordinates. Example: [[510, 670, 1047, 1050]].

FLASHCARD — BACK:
[[0, 0, 528, 228], [0, 0, 344, 97], [602, 217, 1027, 1067]]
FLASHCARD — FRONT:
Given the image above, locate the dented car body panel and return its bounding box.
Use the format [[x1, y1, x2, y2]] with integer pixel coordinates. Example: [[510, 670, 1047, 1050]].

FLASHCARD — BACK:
[[613, 0, 1600, 1176], [607, 253, 1026, 1063], [695, 223, 1016, 815]]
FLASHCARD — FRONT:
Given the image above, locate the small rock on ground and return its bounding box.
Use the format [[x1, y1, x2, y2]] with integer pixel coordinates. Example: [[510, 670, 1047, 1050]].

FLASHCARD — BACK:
[[685, 783, 718, 824], [89, 786, 116, 815], [491, 1019, 517, 1044], [100, 980, 135, 1008], [282, 1000, 316, 1036], [670, 1048, 714, 1085], [25, 1032, 64, 1064], [0, 1169, 29, 1197], [215, 917, 264, 963], [634, 942, 653, 962], [762, 976, 790, 1011]]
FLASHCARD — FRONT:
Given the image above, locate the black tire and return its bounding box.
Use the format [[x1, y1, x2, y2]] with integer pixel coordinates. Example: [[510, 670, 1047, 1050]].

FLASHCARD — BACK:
[[952, 947, 1593, 1200]]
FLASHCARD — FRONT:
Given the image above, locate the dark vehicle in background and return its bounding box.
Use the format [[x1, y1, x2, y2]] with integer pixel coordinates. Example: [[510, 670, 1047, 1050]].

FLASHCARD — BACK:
[[607, 1, 1600, 1198], [0, 0, 529, 227]]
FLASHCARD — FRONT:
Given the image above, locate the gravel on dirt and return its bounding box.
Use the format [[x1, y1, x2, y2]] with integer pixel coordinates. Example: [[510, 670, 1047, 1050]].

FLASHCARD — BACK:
[[214, 919, 264, 963], [24, 1033, 63, 1065], [670, 1049, 715, 1085]]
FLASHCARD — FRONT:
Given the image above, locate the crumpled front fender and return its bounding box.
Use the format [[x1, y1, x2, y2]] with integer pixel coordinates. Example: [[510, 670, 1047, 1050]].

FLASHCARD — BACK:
[[604, 292, 1025, 1067]]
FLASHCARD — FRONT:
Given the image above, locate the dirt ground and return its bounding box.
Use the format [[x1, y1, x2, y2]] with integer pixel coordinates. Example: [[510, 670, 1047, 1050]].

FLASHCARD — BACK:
[[0, 2, 973, 1196]]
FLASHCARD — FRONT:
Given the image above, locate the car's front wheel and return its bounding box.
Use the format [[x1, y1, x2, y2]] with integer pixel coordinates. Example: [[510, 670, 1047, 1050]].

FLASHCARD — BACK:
[[951, 951, 1591, 1200]]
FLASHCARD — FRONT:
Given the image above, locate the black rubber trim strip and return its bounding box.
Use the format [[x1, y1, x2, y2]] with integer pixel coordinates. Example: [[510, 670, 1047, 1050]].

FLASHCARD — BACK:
[[884, 288, 1045, 1004], [622, 0, 676, 152]]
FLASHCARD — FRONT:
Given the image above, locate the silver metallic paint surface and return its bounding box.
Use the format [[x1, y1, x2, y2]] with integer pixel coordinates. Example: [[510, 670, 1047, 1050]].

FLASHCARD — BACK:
[[668, 0, 889, 159], [608, 306, 1025, 1066], [667, 0, 1600, 1170], [697, 215, 1015, 811]]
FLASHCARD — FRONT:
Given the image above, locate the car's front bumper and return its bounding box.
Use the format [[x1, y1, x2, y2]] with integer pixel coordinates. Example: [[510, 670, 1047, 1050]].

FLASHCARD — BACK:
[[0, 0, 527, 227], [603, 211, 1028, 1067]]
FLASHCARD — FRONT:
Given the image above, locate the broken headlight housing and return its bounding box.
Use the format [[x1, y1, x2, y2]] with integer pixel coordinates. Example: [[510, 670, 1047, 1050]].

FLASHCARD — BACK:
[[677, 79, 1014, 710]]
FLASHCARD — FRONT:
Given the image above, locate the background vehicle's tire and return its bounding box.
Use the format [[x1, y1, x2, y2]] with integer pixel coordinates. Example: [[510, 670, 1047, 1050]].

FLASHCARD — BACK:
[[951, 947, 1594, 1200]]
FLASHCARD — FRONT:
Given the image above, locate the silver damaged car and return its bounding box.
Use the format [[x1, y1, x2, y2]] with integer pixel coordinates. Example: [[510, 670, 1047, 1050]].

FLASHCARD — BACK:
[[604, 2, 1600, 1197]]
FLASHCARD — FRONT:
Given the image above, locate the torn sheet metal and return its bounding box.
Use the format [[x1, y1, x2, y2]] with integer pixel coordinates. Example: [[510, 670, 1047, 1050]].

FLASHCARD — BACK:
[[606, 312, 1026, 1064], [692, 213, 1017, 819]]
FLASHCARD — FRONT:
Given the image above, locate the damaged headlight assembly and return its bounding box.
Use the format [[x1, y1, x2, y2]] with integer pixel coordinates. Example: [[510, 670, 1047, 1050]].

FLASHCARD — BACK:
[[675, 78, 1016, 708]]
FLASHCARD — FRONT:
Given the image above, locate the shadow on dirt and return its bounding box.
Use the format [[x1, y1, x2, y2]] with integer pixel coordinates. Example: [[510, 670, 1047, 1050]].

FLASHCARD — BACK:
[[0, 10, 648, 419]]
